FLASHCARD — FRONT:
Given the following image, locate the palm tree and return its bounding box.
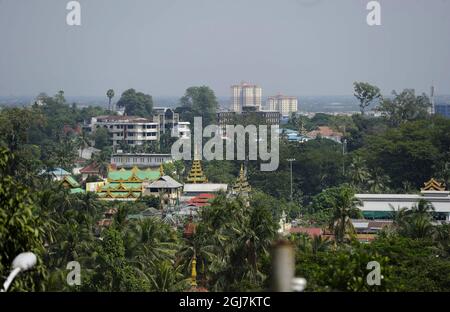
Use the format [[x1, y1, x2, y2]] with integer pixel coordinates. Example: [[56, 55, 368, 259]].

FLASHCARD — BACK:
[[106, 89, 115, 111], [90, 149, 110, 178], [311, 235, 332, 254], [76, 131, 91, 159], [348, 156, 370, 190], [328, 186, 362, 243]]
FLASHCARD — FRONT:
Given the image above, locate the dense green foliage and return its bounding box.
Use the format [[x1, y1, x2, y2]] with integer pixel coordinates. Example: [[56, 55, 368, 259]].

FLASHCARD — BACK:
[[0, 83, 449, 292]]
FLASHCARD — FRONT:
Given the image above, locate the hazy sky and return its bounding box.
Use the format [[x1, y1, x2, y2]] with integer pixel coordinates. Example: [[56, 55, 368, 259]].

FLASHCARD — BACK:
[[1, 0, 450, 97]]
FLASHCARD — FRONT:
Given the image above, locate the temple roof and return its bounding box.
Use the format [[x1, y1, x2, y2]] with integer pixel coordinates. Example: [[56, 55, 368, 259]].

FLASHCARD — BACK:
[[148, 175, 183, 189], [62, 175, 80, 188], [107, 166, 160, 182], [422, 178, 446, 191], [186, 160, 208, 184]]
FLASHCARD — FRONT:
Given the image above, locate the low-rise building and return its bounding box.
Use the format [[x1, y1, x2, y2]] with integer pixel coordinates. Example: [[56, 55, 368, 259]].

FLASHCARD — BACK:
[[356, 178, 450, 221], [306, 126, 343, 143], [111, 153, 173, 169]]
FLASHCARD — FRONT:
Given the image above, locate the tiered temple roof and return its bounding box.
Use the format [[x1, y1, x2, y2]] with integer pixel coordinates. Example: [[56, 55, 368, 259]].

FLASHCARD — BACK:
[[186, 160, 208, 184], [97, 166, 160, 199], [421, 178, 446, 191]]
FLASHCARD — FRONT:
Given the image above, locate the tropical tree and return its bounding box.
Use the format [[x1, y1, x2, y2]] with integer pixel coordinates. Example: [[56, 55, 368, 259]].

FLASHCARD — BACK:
[[328, 186, 362, 243], [348, 155, 370, 190], [106, 89, 115, 111], [353, 82, 381, 115]]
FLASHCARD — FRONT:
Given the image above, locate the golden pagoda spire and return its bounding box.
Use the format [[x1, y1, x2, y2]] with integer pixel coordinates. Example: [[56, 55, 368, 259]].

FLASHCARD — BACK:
[[186, 160, 208, 184], [159, 164, 164, 177], [232, 164, 251, 195], [190, 255, 197, 287]]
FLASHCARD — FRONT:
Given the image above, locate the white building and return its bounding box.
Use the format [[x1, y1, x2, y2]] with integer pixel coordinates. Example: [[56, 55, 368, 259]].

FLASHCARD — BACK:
[[231, 82, 262, 112], [267, 94, 298, 117], [111, 153, 172, 169], [172, 121, 191, 139], [85, 115, 159, 147], [356, 179, 450, 221]]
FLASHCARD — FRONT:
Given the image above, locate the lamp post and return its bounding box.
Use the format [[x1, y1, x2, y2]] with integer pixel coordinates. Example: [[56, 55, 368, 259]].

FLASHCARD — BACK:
[[286, 159, 296, 202], [1, 252, 37, 292]]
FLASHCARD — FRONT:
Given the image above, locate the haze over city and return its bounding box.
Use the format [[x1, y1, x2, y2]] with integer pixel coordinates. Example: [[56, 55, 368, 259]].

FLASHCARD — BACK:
[[1, 0, 450, 97]]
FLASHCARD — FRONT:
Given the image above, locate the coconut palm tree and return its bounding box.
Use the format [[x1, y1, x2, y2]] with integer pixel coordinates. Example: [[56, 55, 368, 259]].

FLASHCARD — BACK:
[[348, 156, 370, 190], [106, 89, 115, 111], [328, 186, 362, 243]]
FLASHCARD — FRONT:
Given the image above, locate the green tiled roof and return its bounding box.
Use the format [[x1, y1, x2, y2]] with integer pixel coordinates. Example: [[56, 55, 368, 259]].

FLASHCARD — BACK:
[[70, 188, 85, 194], [107, 167, 160, 182], [101, 182, 142, 191], [64, 176, 80, 188]]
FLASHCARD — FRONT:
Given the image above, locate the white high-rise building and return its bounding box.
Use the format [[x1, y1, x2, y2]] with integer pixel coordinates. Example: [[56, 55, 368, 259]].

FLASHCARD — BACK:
[[231, 82, 262, 112], [267, 94, 298, 117]]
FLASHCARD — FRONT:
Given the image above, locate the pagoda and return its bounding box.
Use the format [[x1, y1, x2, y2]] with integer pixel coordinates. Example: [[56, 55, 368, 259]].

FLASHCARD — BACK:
[[421, 178, 446, 191], [186, 160, 208, 184], [231, 164, 251, 196]]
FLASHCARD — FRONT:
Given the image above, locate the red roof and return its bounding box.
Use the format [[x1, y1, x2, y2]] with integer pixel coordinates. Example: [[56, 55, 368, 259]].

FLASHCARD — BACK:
[[80, 163, 100, 174], [187, 194, 216, 207], [289, 227, 323, 237]]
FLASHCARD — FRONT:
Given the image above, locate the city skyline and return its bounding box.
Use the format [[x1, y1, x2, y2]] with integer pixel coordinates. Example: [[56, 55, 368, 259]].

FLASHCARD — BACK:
[[1, 0, 450, 97]]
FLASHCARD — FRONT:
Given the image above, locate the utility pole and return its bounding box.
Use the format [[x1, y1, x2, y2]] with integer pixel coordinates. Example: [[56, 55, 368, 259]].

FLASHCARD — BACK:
[[342, 139, 347, 176], [287, 158, 295, 202]]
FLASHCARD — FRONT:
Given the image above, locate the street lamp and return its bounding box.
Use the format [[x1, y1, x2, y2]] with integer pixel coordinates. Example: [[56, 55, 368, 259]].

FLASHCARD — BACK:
[[1, 252, 37, 292], [286, 159, 296, 202]]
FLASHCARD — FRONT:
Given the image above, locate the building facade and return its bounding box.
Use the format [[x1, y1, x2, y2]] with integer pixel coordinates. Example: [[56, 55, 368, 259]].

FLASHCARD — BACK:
[[111, 153, 173, 169], [172, 121, 191, 139], [356, 179, 450, 221], [153, 107, 180, 134], [267, 94, 298, 116], [231, 82, 262, 112], [85, 115, 159, 147]]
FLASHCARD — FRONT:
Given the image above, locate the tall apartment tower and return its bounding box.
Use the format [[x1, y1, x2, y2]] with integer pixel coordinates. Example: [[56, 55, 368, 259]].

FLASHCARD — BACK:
[[231, 82, 262, 112], [267, 94, 298, 117]]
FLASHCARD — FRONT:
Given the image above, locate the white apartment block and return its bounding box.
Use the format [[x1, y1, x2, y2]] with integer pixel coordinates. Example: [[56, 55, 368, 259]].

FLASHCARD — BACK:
[[267, 94, 298, 117], [231, 82, 262, 112], [172, 121, 191, 139], [86, 115, 159, 147]]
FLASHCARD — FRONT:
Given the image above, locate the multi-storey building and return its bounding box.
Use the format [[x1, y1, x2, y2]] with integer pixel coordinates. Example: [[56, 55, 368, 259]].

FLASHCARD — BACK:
[[267, 94, 298, 117], [172, 121, 191, 139], [153, 107, 180, 134], [85, 115, 159, 147], [231, 82, 262, 112], [217, 106, 280, 136]]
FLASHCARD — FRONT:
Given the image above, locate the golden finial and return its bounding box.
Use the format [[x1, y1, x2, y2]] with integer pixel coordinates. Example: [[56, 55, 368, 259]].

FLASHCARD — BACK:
[[191, 255, 197, 287], [159, 164, 164, 177]]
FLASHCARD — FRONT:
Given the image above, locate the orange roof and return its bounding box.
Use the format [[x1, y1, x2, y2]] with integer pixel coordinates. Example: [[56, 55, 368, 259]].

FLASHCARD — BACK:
[[290, 227, 323, 237]]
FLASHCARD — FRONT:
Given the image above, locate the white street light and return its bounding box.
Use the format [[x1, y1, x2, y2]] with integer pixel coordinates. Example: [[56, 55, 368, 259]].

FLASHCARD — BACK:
[[1, 252, 37, 292]]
